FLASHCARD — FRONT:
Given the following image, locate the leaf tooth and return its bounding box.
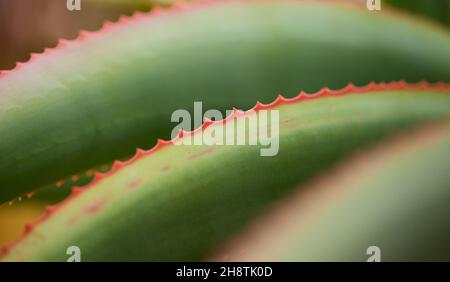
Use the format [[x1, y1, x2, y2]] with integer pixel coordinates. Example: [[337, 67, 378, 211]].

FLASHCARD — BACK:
[[320, 87, 333, 96], [42, 47, 52, 55], [145, 138, 171, 155], [102, 20, 116, 30], [201, 118, 214, 130], [232, 107, 245, 116], [330, 84, 353, 96], [253, 101, 265, 111], [92, 173, 105, 183], [77, 30, 91, 40], [135, 148, 147, 157], [380, 81, 389, 89], [255, 101, 270, 110], [397, 80, 407, 88], [414, 80, 429, 90], [203, 117, 213, 124], [56, 39, 70, 48], [28, 53, 40, 62], [112, 160, 125, 170], [118, 15, 130, 25], [23, 224, 34, 235], [157, 138, 171, 146], [0, 70, 9, 78], [355, 81, 377, 92], [0, 246, 10, 257], [346, 83, 357, 91], [45, 206, 56, 213], [433, 81, 449, 91], [14, 62, 25, 70], [275, 94, 285, 105], [386, 81, 396, 89], [260, 95, 282, 108], [365, 81, 382, 92], [60, 187, 85, 204], [71, 187, 84, 195], [287, 90, 308, 104]]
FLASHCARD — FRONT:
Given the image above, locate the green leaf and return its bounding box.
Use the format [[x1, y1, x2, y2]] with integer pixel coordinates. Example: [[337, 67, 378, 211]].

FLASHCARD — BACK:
[[2, 86, 450, 261], [216, 120, 450, 261]]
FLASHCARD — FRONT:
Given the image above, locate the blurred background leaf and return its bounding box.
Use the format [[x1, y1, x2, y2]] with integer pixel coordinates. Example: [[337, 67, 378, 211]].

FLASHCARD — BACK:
[[0, 0, 157, 70], [384, 0, 450, 26], [0, 0, 448, 71]]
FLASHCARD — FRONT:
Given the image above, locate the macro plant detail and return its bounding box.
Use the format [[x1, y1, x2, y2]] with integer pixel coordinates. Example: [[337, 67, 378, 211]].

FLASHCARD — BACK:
[[0, 0, 449, 262]]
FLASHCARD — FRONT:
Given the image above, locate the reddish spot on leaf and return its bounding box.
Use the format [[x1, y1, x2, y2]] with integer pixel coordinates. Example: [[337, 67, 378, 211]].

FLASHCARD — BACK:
[[66, 217, 79, 226], [161, 165, 171, 172], [127, 179, 143, 190], [188, 148, 216, 160], [84, 198, 109, 214], [0, 246, 11, 257]]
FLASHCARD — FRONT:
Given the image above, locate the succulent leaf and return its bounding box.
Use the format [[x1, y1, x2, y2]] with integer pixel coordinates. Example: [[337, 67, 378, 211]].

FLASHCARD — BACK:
[[215, 121, 450, 261], [2, 84, 450, 261]]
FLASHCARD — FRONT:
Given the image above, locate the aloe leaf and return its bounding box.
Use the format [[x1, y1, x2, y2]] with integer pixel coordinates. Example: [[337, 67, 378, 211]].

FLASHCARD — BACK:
[[0, 0, 148, 71], [215, 121, 450, 261], [1, 0, 450, 203], [1, 84, 450, 261]]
